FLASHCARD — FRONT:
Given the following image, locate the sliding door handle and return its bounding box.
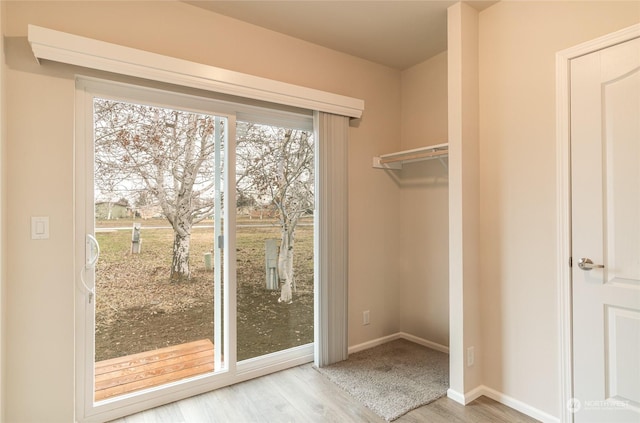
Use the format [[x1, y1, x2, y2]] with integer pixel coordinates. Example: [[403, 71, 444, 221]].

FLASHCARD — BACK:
[[86, 234, 100, 268]]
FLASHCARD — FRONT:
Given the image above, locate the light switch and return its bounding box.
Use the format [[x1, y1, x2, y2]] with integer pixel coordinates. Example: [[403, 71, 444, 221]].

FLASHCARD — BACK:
[[31, 216, 49, 240]]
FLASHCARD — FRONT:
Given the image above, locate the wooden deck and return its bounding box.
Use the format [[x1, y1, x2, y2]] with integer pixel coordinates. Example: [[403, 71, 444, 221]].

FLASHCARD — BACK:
[[95, 339, 215, 401]]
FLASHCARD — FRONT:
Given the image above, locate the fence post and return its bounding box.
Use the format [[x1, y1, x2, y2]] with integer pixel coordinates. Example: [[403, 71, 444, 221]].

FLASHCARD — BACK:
[[265, 239, 279, 290], [131, 223, 142, 254], [204, 251, 212, 271]]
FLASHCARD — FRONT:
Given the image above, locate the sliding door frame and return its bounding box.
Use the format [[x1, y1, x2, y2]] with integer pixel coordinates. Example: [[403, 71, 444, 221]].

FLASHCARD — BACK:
[[74, 75, 346, 422], [74, 77, 244, 422]]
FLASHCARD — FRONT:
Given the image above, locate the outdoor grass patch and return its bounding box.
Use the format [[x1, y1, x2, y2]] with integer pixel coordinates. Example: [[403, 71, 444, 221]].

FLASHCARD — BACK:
[[95, 220, 314, 362]]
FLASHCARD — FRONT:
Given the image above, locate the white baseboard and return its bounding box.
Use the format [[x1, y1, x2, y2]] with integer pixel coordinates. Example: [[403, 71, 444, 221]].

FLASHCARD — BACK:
[[348, 333, 402, 354], [467, 385, 560, 423], [447, 388, 466, 405], [348, 332, 449, 355], [399, 332, 449, 354], [464, 385, 485, 403]]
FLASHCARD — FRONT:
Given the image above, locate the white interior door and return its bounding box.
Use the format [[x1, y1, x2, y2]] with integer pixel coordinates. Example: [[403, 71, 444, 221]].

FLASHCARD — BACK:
[[571, 37, 640, 422]]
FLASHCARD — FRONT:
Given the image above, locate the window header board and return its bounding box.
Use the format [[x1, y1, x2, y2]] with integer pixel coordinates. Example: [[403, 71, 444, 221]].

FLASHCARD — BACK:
[[28, 25, 364, 119]]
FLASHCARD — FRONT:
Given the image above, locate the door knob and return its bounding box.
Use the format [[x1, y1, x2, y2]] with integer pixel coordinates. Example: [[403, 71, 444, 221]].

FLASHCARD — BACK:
[[578, 257, 604, 271]]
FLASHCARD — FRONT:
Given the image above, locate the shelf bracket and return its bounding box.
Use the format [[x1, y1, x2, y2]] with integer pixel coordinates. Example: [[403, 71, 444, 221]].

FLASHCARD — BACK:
[[372, 156, 403, 170], [373, 143, 448, 171]]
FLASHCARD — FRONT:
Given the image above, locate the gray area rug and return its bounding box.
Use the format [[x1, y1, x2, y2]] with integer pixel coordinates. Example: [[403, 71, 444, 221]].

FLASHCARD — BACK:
[[315, 339, 449, 421]]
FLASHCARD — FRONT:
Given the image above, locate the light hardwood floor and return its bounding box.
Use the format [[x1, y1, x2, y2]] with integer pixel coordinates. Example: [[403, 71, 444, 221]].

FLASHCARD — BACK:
[[111, 364, 539, 423]]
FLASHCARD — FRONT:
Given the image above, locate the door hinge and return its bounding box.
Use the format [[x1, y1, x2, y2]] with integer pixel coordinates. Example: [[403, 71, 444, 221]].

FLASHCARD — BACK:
[[569, 257, 573, 267], [218, 235, 224, 249]]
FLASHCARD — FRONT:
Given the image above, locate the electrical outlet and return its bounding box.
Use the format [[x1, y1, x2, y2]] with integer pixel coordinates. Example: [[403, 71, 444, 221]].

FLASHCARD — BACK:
[[467, 346, 475, 367], [363, 310, 370, 325]]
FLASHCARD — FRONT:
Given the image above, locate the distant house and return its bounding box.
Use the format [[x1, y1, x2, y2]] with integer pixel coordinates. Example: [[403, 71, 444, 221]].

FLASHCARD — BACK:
[[95, 201, 131, 220]]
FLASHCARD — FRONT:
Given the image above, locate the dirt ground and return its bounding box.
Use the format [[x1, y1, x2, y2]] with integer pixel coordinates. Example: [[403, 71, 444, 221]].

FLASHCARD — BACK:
[[94, 221, 314, 362]]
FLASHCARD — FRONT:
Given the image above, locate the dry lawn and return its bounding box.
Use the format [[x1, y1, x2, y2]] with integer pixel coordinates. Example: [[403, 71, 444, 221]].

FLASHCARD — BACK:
[[94, 218, 314, 362]]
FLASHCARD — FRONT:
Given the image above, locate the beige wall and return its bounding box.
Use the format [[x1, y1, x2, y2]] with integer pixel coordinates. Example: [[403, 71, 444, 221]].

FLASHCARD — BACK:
[[5, 47, 76, 422], [0, 1, 5, 420], [3, 2, 401, 421], [478, 1, 640, 417], [398, 51, 449, 346]]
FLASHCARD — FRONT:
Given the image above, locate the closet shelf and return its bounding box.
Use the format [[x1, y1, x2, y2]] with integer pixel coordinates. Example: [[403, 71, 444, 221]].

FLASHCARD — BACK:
[[373, 142, 448, 170]]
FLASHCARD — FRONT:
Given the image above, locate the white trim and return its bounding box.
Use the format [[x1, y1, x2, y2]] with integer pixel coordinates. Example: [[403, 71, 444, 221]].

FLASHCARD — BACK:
[[74, 79, 94, 422], [450, 385, 559, 423], [555, 43, 574, 423], [463, 385, 485, 403], [398, 332, 450, 354], [27, 25, 364, 119], [348, 333, 402, 354], [555, 23, 640, 423], [479, 386, 560, 423], [78, 75, 313, 129], [446, 388, 466, 405], [237, 344, 313, 376], [347, 332, 449, 355]]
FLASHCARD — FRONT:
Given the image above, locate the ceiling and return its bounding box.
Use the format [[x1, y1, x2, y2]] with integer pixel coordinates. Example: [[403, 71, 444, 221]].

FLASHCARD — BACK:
[[186, 1, 496, 70]]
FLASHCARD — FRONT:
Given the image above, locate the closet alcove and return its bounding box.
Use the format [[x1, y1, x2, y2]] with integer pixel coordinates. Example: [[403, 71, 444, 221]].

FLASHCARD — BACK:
[[373, 49, 450, 357], [368, 3, 479, 401], [373, 143, 450, 354]]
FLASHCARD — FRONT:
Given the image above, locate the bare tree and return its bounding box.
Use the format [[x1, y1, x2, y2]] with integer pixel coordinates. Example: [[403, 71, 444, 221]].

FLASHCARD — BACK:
[[94, 98, 221, 282], [236, 123, 314, 303]]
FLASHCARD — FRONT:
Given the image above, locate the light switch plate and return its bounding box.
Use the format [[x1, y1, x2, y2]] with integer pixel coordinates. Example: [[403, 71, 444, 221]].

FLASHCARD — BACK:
[[31, 216, 49, 240]]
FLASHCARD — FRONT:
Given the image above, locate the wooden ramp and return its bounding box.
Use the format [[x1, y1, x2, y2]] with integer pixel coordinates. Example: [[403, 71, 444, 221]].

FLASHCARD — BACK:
[[95, 339, 214, 401]]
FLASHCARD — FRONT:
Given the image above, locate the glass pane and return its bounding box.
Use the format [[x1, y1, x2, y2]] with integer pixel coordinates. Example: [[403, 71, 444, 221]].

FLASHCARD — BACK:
[[92, 98, 225, 400], [235, 122, 315, 361]]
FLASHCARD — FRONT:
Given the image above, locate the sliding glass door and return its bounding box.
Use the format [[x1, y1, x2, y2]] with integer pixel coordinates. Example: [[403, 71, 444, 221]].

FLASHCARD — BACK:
[[75, 79, 315, 422], [75, 80, 233, 421], [235, 120, 315, 362], [91, 97, 227, 401]]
